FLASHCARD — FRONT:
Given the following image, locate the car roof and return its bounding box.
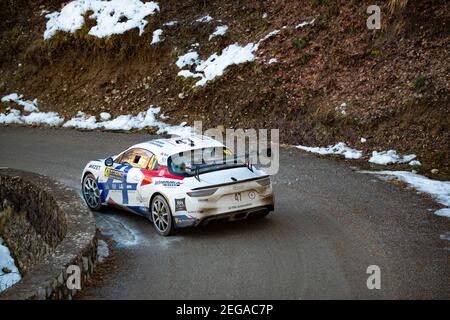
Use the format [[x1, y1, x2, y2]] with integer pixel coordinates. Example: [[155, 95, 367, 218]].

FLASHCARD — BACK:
[[129, 135, 225, 166]]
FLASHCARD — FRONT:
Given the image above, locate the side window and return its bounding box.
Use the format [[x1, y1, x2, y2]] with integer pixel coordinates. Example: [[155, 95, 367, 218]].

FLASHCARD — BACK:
[[117, 148, 154, 169], [118, 150, 135, 166]]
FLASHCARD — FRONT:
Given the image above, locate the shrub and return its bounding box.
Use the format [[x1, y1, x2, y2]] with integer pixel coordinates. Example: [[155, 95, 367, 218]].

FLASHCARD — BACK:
[[370, 48, 381, 58], [292, 38, 308, 50], [413, 75, 427, 90]]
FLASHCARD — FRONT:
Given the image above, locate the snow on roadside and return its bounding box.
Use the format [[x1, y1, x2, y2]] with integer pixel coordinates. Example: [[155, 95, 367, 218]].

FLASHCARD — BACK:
[[1, 93, 39, 112], [97, 239, 109, 263], [369, 150, 417, 165], [0, 238, 21, 292], [151, 29, 163, 44], [208, 25, 228, 40], [43, 0, 160, 40], [63, 107, 190, 134], [100, 112, 111, 121], [1, 94, 190, 134], [363, 171, 450, 217], [0, 109, 63, 126], [296, 142, 422, 167], [0, 94, 64, 126], [296, 142, 363, 160]]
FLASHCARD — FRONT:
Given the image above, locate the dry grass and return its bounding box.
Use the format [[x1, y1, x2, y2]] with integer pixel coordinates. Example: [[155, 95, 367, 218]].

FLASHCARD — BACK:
[[388, 0, 409, 13]]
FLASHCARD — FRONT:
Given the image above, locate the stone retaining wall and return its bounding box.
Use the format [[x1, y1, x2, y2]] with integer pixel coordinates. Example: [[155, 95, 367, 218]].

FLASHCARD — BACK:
[[0, 168, 97, 299]]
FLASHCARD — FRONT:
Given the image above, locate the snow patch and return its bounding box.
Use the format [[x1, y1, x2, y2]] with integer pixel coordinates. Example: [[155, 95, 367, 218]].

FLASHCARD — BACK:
[[209, 25, 228, 40], [43, 0, 160, 39], [1, 94, 189, 134], [151, 28, 163, 44], [163, 20, 178, 27], [176, 28, 294, 87], [196, 15, 213, 23], [177, 43, 258, 87], [259, 30, 280, 43], [369, 150, 417, 165], [335, 103, 347, 115], [97, 239, 109, 263], [64, 107, 190, 135], [296, 18, 316, 29], [0, 238, 21, 292], [266, 58, 278, 65], [21, 111, 65, 126], [177, 70, 202, 79], [297, 142, 363, 160], [1, 93, 38, 112], [435, 208, 450, 218], [1, 94, 64, 126], [364, 171, 450, 217], [175, 51, 201, 68], [100, 112, 111, 121]]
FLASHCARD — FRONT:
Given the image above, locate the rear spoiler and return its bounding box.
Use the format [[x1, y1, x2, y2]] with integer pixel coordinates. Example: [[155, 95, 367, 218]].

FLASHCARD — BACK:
[[192, 158, 254, 182], [191, 175, 270, 191]]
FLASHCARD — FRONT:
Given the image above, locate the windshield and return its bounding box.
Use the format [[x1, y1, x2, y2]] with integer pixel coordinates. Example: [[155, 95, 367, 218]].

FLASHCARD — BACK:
[[168, 147, 245, 177]]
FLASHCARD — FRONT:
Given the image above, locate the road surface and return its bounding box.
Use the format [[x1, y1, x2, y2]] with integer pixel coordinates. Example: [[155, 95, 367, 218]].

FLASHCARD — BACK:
[[0, 127, 449, 299]]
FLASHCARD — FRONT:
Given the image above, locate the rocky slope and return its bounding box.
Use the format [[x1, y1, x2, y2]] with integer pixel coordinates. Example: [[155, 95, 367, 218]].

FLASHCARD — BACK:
[[0, 0, 449, 176]]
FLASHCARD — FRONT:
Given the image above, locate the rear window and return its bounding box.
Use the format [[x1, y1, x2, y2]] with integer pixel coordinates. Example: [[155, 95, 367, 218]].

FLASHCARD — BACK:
[[168, 147, 244, 177]]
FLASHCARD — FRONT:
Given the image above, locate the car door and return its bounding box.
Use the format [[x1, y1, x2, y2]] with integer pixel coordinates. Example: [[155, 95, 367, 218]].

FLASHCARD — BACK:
[[97, 149, 135, 206], [114, 148, 155, 212]]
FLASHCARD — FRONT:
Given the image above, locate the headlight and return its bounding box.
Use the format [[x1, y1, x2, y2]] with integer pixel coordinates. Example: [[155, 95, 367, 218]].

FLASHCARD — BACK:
[[256, 177, 271, 187], [187, 188, 218, 197]]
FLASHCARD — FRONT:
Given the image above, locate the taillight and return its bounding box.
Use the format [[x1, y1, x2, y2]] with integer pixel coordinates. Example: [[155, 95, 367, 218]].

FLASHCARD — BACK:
[[187, 188, 218, 197]]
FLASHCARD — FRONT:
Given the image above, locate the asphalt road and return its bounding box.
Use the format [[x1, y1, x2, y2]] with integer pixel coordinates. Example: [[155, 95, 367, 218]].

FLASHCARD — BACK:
[[0, 127, 449, 299]]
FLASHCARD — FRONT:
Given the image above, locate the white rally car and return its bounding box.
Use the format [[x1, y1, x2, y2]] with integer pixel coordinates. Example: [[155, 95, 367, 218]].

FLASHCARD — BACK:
[[81, 135, 274, 236]]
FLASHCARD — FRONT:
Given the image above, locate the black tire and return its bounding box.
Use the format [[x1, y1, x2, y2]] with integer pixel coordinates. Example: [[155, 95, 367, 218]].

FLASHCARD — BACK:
[[82, 173, 102, 211], [150, 195, 174, 236]]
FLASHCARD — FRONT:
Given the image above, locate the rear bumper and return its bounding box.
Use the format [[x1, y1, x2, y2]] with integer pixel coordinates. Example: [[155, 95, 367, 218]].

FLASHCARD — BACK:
[[196, 204, 274, 226]]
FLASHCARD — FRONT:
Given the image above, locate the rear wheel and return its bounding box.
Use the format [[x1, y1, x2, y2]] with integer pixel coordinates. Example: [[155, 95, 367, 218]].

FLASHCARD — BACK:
[[82, 173, 102, 211], [151, 195, 173, 236]]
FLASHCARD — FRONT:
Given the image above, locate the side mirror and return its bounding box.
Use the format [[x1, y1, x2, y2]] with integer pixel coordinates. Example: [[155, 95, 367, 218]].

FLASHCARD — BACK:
[[104, 157, 114, 167]]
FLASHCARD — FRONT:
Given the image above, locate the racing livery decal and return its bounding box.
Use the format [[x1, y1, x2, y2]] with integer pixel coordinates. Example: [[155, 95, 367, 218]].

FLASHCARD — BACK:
[[81, 135, 274, 236], [175, 198, 187, 211]]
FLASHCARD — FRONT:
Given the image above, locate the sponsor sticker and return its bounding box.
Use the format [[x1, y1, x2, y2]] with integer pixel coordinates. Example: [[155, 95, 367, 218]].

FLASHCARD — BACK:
[[89, 164, 100, 170], [155, 180, 182, 187], [174, 214, 197, 227], [105, 168, 124, 181], [175, 198, 187, 211]]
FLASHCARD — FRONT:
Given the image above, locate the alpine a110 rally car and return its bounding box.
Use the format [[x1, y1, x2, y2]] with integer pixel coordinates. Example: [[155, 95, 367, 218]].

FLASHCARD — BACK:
[[81, 135, 274, 236]]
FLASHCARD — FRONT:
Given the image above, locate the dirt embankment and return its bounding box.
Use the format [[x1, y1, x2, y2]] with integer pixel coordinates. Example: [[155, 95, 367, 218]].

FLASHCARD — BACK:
[[0, 0, 449, 176]]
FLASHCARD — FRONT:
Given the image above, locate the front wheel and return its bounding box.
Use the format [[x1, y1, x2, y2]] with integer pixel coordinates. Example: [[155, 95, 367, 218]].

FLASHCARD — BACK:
[[150, 195, 173, 236], [82, 173, 102, 211]]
